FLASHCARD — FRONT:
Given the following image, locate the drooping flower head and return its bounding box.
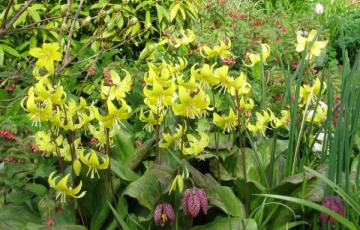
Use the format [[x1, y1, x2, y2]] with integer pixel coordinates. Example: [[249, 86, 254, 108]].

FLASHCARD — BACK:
[[154, 203, 175, 226], [48, 171, 86, 202], [320, 196, 344, 225], [182, 187, 208, 218], [296, 30, 328, 60]]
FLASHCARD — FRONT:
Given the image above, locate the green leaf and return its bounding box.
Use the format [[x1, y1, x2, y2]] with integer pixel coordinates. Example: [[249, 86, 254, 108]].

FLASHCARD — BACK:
[[111, 159, 140, 182], [170, 3, 181, 21], [0, 47, 4, 66], [258, 194, 358, 230], [108, 201, 131, 230], [191, 217, 257, 230], [0, 44, 21, 57], [24, 183, 48, 196], [123, 170, 161, 211]]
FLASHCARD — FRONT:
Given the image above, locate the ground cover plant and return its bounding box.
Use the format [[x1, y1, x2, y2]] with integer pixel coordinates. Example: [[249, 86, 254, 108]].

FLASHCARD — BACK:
[[0, 0, 359, 229]]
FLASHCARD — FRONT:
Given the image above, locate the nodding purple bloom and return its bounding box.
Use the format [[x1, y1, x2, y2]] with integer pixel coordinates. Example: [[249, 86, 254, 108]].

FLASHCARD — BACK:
[[182, 187, 208, 218], [320, 196, 345, 225], [154, 203, 175, 226]]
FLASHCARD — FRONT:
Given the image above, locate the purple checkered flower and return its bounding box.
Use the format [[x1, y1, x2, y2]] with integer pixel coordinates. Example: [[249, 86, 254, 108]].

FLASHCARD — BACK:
[[320, 196, 345, 225], [182, 187, 208, 218], [154, 202, 175, 226]]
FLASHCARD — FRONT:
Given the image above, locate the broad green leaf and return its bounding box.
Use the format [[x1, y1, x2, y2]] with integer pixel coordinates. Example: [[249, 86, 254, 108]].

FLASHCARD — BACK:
[[0, 47, 4, 66], [28, 6, 41, 22], [24, 183, 48, 196], [123, 170, 161, 211], [111, 159, 140, 182]]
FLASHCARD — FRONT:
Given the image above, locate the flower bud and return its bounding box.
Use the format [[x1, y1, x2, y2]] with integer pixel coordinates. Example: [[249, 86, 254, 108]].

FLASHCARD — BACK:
[[315, 3, 324, 15], [182, 187, 208, 218], [154, 203, 175, 226], [320, 196, 344, 225]]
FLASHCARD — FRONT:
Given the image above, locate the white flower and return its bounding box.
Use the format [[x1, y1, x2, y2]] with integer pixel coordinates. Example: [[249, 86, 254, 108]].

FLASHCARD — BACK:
[[315, 3, 324, 15], [312, 142, 323, 152]]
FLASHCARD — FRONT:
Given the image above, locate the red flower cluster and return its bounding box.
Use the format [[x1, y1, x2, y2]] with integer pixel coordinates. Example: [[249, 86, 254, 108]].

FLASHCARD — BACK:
[[87, 66, 96, 77], [320, 196, 344, 225], [221, 58, 236, 65], [5, 85, 16, 92], [0, 156, 23, 164], [182, 187, 208, 218], [31, 144, 40, 152], [154, 202, 175, 226], [0, 130, 16, 141]]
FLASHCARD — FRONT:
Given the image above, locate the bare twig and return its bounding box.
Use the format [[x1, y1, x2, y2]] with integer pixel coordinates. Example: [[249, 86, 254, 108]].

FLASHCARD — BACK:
[[1, 0, 14, 30], [1, 0, 35, 32], [63, 0, 85, 65]]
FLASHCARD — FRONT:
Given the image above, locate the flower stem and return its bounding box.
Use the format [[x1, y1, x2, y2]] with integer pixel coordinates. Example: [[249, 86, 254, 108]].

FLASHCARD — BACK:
[[235, 92, 249, 216]]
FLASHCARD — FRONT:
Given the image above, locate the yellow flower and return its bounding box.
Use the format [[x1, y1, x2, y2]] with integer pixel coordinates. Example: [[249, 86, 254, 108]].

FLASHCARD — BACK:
[[272, 110, 291, 128], [168, 57, 187, 75], [94, 98, 131, 128], [21, 88, 53, 126], [101, 69, 132, 100], [73, 159, 82, 176], [172, 86, 210, 119], [139, 109, 166, 132], [299, 78, 324, 106], [177, 74, 198, 92], [240, 97, 255, 111], [79, 149, 109, 179], [159, 124, 186, 148], [296, 30, 328, 60], [202, 38, 231, 58], [169, 174, 184, 194], [33, 79, 66, 105], [34, 131, 63, 154], [173, 29, 196, 48], [191, 63, 219, 86], [305, 101, 327, 124], [213, 107, 238, 132], [183, 132, 209, 156], [144, 61, 172, 88], [88, 124, 111, 148], [144, 80, 176, 107], [29, 43, 62, 74], [228, 72, 251, 96], [247, 109, 275, 135], [48, 172, 86, 202], [244, 44, 270, 67]]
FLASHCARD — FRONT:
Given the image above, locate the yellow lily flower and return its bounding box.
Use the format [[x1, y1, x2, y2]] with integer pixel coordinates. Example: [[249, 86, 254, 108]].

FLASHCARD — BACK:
[[101, 69, 132, 100], [144, 80, 176, 107], [247, 109, 275, 135], [172, 86, 210, 119], [94, 98, 131, 128], [168, 57, 187, 75], [145, 60, 172, 87], [29, 43, 62, 74], [159, 124, 186, 148], [213, 107, 238, 132], [228, 72, 251, 96], [173, 29, 196, 48], [169, 174, 184, 194], [34, 131, 63, 155], [299, 78, 324, 106], [191, 63, 219, 87], [202, 38, 231, 58], [272, 110, 291, 128], [296, 30, 328, 60], [48, 172, 86, 202], [182, 132, 209, 156], [139, 109, 165, 131], [32, 66, 50, 81], [177, 74, 198, 92], [240, 97, 255, 111], [21, 88, 53, 126], [79, 149, 109, 179], [305, 101, 327, 124], [244, 44, 271, 67], [88, 124, 111, 148]]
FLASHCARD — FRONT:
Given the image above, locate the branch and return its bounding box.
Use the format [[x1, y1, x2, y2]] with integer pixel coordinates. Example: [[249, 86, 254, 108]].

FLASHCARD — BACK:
[[2, 0, 34, 32], [1, 0, 14, 30], [63, 0, 85, 65]]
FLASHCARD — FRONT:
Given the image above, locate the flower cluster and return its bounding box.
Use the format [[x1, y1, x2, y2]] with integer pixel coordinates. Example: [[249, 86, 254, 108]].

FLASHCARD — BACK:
[[320, 196, 344, 225], [182, 187, 208, 218], [0, 130, 16, 141]]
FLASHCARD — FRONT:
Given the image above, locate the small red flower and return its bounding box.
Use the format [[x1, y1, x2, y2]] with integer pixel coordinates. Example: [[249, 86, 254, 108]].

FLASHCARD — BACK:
[[274, 94, 284, 101], [55, 207, 63, 214], [221, 58, 236, 65], [104, 76, 113, 85], [47, 217, 55, 226], [5, 85, 16, 92], [239, 13, 245, 20], [31, 144, 40, 153], [134, 140, 142, 148], [0, 130, 16, 141], [291, 60, 298, 70], [311, 69, 318, 75], [280, 27, 287, 33], [102, 67, 111, 79], [154, 203, 175, 226], [274, 37, 280, 43], [251, 37, 258, 45], [90, 137, 98, 145], [87, 66, 96, 77]]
